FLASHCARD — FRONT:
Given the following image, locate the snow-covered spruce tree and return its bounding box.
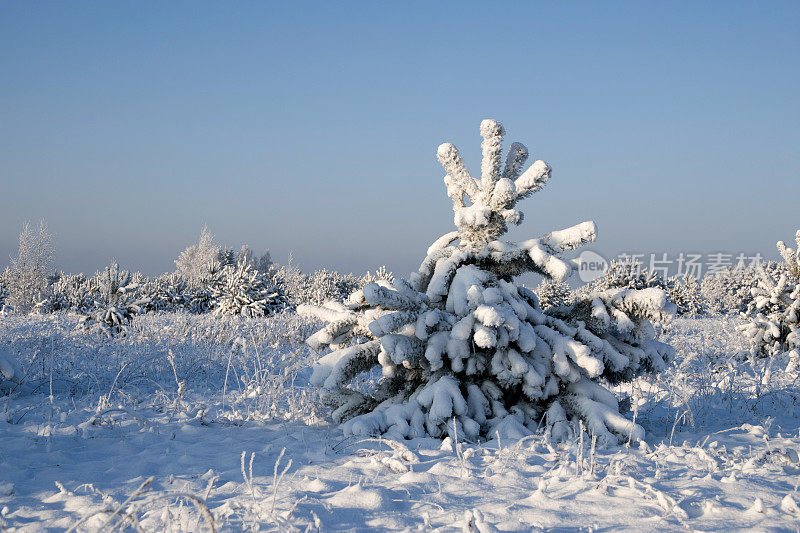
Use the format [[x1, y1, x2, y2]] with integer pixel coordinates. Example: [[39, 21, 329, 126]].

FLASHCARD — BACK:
[[77, 263, 147, 337], [739, 231, 800, 372], [217, 247, 237, 268], [209, 259, 287, 317], [665, 274, 705, 317], [300, 120, 675, 444], [139, 273, 193, 313], [533, 278, 574, 311], [50, 272, 94, 313]]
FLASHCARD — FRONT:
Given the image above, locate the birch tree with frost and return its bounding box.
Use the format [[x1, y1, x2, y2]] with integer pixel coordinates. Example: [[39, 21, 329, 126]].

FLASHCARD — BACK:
[[175, 226, 220, 286], [5, 221, 54, 313]]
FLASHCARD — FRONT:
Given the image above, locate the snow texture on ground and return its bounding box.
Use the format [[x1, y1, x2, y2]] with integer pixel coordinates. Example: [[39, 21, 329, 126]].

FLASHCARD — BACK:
[[1, 313, 799, 531]]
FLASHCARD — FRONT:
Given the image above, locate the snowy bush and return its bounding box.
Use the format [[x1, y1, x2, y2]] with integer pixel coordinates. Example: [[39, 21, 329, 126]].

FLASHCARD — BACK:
[[210, 260, 287, 317], [139, 273, 197, 313], [701, 265, 756, 315], [589, 258, 663, 292], [533, 278, 574, 310], [274, 263, 362, 308], [580, 258, 682, 317], [699, 262, 786, 316], [92, 263, 144, 307], [77, 263, 148, 337], [300, 119, 675, 444], [665, 274, 705, 317], [739, 230, 800, 372], [50, 272, 94, 312]]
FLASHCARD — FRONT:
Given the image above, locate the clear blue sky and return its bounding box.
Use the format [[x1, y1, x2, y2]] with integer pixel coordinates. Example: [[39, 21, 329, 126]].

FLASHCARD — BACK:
[[1, 2, 798, 278]]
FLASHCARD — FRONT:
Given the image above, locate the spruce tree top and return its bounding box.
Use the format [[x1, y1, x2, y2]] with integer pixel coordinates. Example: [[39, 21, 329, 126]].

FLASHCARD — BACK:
[[419, 119, 596, 285]]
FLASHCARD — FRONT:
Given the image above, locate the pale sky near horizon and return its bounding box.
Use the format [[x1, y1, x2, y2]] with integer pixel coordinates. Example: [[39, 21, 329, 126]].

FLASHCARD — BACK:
[[1, 2, 798, 278]]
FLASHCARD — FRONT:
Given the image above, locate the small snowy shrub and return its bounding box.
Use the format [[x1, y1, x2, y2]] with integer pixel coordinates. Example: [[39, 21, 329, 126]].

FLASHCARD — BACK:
[[700, 266, 751, 315], [533, 278, 574, 310], [739, 230, 800, 371], [699, 263, 785, 315], [140, 273, 194, 313], [301, 120, 675, 444], [77, 263, 147, 337], [92, 263, 144, 308], [50, 272, 94, 312], [665, 274, 705, 317], [274, 264, 362, 308], [210, 260, 287, 317], [580, 259, 679, 319], [590, 259, 663, 292]]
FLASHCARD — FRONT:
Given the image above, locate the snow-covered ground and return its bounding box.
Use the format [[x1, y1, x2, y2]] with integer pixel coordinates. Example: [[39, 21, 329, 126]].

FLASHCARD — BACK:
[[1, 313, 799, 531]]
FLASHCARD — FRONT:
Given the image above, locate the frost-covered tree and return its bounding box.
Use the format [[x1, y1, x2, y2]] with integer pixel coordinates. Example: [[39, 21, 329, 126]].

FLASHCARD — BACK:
[[273, 262, 362, 308], [233, 245, 272, 275], [699, 263, 786, 315], [93, 263, 143, 307], [255, 249, 272, 274], [533, 278, 574, 311], [5, 221, 54, 313], [701, 265, 752, 315], [209, 259, 287, 317], [300, 120, 675, 444], [739, 231, 800, 372], [217, 247, 236, 268], [175, 226, 220, 286], [238, 245, 255, 269], [665, 274, 705, 317], [77, 263, 147, 337], [139, 273, 193, 313], [590, 259, 662, 292], [579, 258, 678, 318], [0, 273, 9, 314], [50, 272, 93, 313]]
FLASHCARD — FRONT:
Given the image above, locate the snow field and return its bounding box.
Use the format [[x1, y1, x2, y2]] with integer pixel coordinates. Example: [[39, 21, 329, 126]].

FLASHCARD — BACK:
[[0, 314, 799, 531]]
